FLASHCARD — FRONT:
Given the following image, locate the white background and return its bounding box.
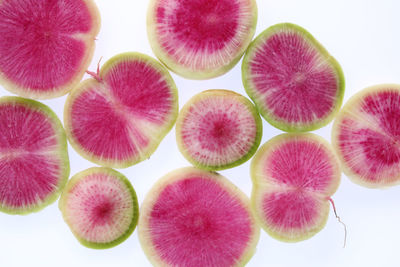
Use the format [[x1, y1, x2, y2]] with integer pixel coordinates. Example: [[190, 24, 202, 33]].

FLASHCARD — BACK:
[[1, 0, 400, 266]]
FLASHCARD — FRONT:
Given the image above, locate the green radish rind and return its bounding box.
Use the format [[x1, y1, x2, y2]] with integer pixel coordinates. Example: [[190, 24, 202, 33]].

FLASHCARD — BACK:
[[0, 0, 101, 100], [147, 0, 258, 80], [332, 84, 400, 189], [175, 89, 263, 171], [250, 133, 341, 242], [59, 167, 139, 249], [0, 96, 70, 215], [138, 167, 260, 267], [242, 23, 345, 132], [64, 52, 179, 168]]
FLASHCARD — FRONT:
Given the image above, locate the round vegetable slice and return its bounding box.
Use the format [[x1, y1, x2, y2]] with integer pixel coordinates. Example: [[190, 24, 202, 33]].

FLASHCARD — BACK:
[[332, 84, 400, 188], [242, 23, 345, 132], [138, 167, 260, 266], [59, 167, 139, 249], [251, 133, 341, 242], [176, 89, 262, 170], [147, 0, 258, 79], [0, 96, 69, 214], [64, 52, 179, 168], [0, 0, 100, 99]]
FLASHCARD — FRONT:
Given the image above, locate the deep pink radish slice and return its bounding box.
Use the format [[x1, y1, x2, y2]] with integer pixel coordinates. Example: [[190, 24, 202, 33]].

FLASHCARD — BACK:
[[147, 0, 257, 79], [332, 84, 400, 188], [0, 96, 69, 214], [176, 89, 262, 170], [251, 133, 341, 242], [242, 23, 345, 132], [64, 52, 178, 168], [0, 0, 100, 99], [138, 167, 260, 266], [59, 167, 138, 249]]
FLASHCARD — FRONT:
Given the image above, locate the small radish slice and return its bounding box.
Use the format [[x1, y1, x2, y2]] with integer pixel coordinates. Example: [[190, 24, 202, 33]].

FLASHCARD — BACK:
[[59, 167, 139, 249], [251, 133, 341, 242], [176, 89, 262, 170]]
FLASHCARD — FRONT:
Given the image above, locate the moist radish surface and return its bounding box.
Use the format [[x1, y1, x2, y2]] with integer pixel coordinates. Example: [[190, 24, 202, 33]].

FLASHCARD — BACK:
[[0, 97, 69, 214], [242, 23, 345, 132], [64, 52, 178, 168], [0, 0, 100, 99], [251, 134, 341, 242], [147, 0, 257, 79], [138, 167, 260, 267], [59, 167, 138, 249], [332, 84, 400, 188], [176, 89, 262, 170]]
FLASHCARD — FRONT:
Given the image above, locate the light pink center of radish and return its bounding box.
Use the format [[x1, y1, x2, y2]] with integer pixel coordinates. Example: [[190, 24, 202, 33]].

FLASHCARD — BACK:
[[249, 31, 339, 124], [0, 103, 63, 209], [0, 0, 94, 91], [65, 173, 134, 243], [149, 177, 252, 267]]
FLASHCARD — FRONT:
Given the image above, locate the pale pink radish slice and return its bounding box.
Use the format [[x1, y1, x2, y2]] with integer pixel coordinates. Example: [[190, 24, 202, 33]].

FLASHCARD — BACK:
[[147, 0, 258, 79], [242, 23, 345, 132], [251, 133, 341, 242], [59, 167, 138, 249], [0, 96, 69, 214], [64, 52, 178, 168], [332, 84, 400, 188], [176, 89, 262, 170], [138, 167, 260, 266], [0, 0, 100, 99]]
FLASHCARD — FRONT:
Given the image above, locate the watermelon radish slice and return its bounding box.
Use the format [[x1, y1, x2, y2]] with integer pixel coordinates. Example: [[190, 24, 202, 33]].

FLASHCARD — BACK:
[[59, 167, 138, 249], [138, 167, 260, 266], [0, 96, 69, 214], [251, 133, 341, 242], [242, 23, 345, 132], [0, 0, 100, 99], [147, 0, 258, 79], [176, 89, 262, 170], [64, 52, 179, 168], [332, 84, 400, 188]]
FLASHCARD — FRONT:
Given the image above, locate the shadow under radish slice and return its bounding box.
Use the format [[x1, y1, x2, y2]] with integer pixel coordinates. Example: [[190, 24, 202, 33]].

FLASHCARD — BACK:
[[251, 133, 341, 242], [242, 23, 345, 132], [138, 167, 260, 267], [0, 0, 100, 99], [332, 84, 400, 188], [176, 89, 262, 171], [0, 96, 69, 214], [64, 52, 179, 168], [59, 167, 138, 249], [147, 0, 258, 79]]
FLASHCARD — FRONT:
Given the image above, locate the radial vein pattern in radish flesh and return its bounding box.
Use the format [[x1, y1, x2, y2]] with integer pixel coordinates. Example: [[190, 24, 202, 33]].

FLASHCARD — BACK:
[[0, 0, 100, 99], [242, 23, 345, 132], [332, 84, 400, 188], [59, 167, 138, 249], [251, 133, 341, 242], [64, 52, 178, 168], [0, 97, 69, 214], [138, 167, 260, 267], [176, 90, 262, 170], [147, 0, 257, 79]]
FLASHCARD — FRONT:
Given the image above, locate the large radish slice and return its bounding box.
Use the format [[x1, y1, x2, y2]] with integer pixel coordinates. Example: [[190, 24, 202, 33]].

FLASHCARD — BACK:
[[0, 0, 100, 99], [64, 52, 179, 168], [147, 0, 258, 79], [0, 96, 69, 214], [59, 167, 138, 249], [176, 89, 262, 170], [242, 23, 345, 132], [251, 133, 341, 242], [138, 167, 260, 266], [332, 84, 400, 188]]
